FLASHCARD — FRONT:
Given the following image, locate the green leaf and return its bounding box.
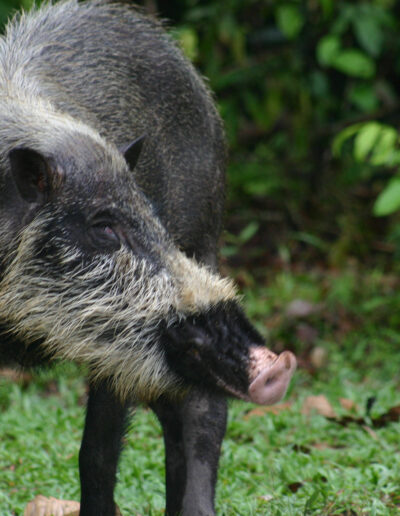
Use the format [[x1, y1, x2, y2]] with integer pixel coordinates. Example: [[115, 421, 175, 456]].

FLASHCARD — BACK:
[[316, 35, 341, 66], [332, 123, 364, 157], [353, 14, 383, 57], [319, 0, 334, 18], [276, 5, 304, 40], [292, 232, 328, 251], [334, 122, 400, 166], [348, 83, 379, 112], [331, 4, 354, 34], [351, 122, 398, 165], [369, 126, 398, 166], [244, 91, 268, 130], [332, 49, 375, 79], [238, 222, 259, 244], [21, 0, 36, 9], [174, 27, 198, 61], [374, 178, 400, 216], [354, 122, 382, 162]]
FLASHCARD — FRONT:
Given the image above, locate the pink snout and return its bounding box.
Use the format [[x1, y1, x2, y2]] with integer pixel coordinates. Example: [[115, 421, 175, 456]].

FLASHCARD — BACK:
[[248, 349, 297, 405]]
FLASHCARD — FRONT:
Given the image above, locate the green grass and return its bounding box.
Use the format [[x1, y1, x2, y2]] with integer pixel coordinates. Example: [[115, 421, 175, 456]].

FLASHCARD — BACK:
[[2, 267, 400, 515]]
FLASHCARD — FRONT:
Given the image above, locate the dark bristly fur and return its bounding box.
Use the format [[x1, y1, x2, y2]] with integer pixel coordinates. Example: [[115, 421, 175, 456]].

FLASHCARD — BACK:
[[0, 2, 295, 515]]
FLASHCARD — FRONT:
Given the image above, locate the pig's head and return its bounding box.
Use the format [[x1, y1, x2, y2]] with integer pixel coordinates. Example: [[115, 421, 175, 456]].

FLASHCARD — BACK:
[[0, 101, 296, 404]]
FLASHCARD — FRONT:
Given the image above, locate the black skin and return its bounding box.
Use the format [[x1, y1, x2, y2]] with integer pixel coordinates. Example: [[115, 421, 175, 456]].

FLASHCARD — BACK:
[[77, 137, 230, 515], [1, 143, 230, 516], [69, 133, 229, 515], [79, 259, 229, 516], [1, 5, 231, 514], [162, 301, 265, 397], [152, 392, 227, 516], [79, 381, 129, 516], [79, 385, 227, 516]]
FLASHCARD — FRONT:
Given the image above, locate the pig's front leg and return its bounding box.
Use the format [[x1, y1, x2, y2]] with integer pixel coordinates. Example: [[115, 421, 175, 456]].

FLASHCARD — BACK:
[[152, 391, 227, 516], [79, 380, 129, 516]]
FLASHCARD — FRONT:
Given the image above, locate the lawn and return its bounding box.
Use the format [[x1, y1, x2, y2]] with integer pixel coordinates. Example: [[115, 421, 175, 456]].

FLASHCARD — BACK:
[[1, 266, 400, 515]]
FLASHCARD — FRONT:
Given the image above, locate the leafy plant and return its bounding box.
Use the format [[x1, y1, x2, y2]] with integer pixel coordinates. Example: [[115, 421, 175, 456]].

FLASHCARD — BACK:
[[334, 121, 400, 216]]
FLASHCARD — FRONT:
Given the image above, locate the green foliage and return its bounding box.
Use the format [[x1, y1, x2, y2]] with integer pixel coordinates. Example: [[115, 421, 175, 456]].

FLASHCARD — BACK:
[[334, 121, 400, 216], [222, 220, 259, 257], [276, 4, 304, 40], [0, 0, 399, 261], [158, 0, 400, 263], [334, 122, 399, 167], [374, 178, 400, 216], [0, 0, 34, 27]]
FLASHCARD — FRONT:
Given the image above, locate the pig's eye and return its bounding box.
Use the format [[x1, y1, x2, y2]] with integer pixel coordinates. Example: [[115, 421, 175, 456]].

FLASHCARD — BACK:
[[89, 222, 121, 251]]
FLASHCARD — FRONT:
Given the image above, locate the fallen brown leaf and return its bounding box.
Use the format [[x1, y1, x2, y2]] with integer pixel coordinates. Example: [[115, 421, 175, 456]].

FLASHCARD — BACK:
[[0, 368, 32, 384], [24, 496, 80, 516], [372, 405, 400, 428], [24, 496, 122, 516], [339, 398, 358, 412], [302, 395, 337, 418], [322, 404, 400, 429], [310, 442, 330, 450], [244, 402, 292, 419]]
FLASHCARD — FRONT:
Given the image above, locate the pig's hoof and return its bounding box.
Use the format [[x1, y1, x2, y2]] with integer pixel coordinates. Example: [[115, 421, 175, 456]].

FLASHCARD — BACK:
[[24, 495, 122, 515]]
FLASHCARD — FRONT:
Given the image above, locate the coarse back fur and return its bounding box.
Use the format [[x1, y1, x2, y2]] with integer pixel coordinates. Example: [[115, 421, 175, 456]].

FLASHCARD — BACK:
[[0, 0, 226, 262]]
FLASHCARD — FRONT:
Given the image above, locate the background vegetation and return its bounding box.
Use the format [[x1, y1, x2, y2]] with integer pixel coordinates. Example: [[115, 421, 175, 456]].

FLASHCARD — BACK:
[[146, 0, 400, 270], [0, 0, 398, 266], [1, 0, 400, 514]]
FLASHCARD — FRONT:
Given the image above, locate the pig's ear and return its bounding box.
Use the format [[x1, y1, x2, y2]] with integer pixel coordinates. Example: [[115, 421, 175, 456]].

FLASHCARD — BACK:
[[9, 147, 54, 204], [120, 135, 145, 171]]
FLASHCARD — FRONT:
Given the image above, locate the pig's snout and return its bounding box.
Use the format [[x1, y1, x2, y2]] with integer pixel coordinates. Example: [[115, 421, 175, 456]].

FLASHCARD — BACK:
[[248, 349, 296, 405]]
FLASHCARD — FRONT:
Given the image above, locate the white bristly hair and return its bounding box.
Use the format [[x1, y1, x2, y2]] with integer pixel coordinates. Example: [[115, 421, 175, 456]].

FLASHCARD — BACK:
[[0, 214, 237, 401], [0, 1, 238, 400]]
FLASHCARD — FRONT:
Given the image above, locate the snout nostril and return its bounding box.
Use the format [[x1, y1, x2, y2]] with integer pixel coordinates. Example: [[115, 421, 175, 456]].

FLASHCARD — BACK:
[[248, 349, 297, 406]]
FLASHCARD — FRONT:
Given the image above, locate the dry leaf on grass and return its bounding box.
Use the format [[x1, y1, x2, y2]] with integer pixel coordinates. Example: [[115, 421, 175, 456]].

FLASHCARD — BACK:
[[303, 394, 400, 430], [24, 496, 122, 516], [0, 368, 32, 384], [311, 442, 331, 450], [339, 398, 358, 412], [301, 395, 337, 418], [373, 405, 400, 427], [24, 496, 80, 516], [244, 402, 292, 419]]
